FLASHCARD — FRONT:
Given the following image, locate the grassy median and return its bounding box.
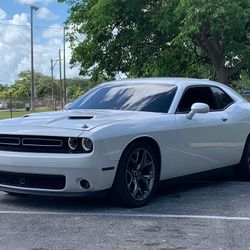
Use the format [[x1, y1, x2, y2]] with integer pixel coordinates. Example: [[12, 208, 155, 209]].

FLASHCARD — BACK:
[[0, 110, 51, 120]]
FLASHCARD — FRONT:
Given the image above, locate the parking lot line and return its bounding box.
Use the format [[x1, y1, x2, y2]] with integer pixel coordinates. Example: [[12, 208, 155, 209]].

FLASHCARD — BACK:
[[192, 180, 250, 184], [0, 210, 250, 221]]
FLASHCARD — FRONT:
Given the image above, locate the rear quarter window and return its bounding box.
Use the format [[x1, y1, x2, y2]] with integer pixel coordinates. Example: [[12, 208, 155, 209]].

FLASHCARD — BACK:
[[211, 87, 234, 110]]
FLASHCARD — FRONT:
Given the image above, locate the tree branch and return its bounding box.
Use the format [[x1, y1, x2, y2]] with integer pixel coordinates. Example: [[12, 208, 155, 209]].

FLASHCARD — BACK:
[[228, 60, 245, 77], [192, 24, 224, 71]]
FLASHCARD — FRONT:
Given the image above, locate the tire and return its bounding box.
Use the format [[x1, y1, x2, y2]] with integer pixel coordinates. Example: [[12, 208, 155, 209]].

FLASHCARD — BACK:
[[111, 141, 160, 207], [235, 136, 250, 179]]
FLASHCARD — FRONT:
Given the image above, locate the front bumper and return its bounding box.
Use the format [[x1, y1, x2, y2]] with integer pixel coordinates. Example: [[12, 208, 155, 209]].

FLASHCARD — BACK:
[[0, 150, 117, 195]]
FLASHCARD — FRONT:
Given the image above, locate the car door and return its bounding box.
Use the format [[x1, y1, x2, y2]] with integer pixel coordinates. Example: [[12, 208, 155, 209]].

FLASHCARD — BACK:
[[174, 85, 237, 176]]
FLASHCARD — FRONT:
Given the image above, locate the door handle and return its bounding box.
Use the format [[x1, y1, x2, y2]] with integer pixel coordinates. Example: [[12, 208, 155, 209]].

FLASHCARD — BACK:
[[221, 117, 228, 122]]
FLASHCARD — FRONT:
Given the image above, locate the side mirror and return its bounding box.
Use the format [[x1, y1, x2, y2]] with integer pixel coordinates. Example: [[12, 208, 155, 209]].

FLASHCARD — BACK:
[[64, 102, 72, 110], [186, 103, 210, 120]]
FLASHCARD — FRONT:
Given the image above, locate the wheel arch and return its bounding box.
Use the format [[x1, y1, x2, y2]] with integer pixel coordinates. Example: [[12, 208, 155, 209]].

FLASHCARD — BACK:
[[119, 136, 162, 175], [110, 136, 162, 206], [240, 133, 250, 161]]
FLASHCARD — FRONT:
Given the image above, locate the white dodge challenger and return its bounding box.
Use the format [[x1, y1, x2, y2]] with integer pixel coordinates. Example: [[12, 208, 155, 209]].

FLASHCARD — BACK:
[[0, 77, 249, 207]]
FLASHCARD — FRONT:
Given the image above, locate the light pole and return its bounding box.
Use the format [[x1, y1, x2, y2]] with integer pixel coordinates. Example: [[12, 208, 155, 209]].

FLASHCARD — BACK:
[[30, 5, 38, 111], [59, 49, 63, 110], [63, 26, 68, 106]]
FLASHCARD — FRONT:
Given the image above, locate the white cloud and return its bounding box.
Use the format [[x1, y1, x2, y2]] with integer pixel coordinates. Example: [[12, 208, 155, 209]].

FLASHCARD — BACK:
[[0, 9, 6, 20], [11, 13, 29, 25], [0, 13, 79, 84], [18, 0, 40, 4], [44, 0, 54, 5], [18, 0, 54, 5], [37, 7, 58, 20], [42, 24, 63, 39], [0, 14, 30, 83]]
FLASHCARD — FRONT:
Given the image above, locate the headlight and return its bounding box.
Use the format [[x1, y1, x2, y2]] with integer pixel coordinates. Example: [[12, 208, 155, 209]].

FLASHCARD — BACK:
[[68, 137, 78, 150], [82, 138, 93, 152], [67, 137, 93, 153]]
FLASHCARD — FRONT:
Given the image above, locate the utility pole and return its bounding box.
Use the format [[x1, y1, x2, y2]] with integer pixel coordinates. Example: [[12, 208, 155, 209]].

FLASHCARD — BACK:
[[63, 26, 67, 106], [30, 5, 38, 111], [50, 56, 64, 110], [50, 59, 56, 110], [59, 49, 63, 110]]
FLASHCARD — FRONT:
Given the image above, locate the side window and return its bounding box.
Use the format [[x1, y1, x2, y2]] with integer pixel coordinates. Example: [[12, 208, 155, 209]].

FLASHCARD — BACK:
[[140, 87, 177, 113], [177, 86, 217, 113], [210, 87, 234, 110]]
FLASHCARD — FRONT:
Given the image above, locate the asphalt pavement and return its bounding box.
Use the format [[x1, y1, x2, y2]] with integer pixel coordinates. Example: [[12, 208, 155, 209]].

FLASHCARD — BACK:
[[0, 173, 250, 250]]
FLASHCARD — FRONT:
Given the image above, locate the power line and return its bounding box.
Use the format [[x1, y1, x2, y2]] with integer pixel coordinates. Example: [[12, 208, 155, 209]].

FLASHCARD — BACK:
[[0, 22, 64, 30], [35, 24, 64, 30], [0, 23, 29, 29], [0, 40, 29, 50], [0, 79, 15, 84]]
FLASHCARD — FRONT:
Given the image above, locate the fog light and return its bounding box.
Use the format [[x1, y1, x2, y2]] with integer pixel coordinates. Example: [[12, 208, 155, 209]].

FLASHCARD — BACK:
[[80, 179, 90, 190], [68, 137, 78, 150]]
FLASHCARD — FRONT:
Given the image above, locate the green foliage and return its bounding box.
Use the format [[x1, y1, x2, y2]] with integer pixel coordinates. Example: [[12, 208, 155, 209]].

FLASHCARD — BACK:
[[233, 70, 250, 92], [62, 0, 183, 79], [0, 71, 90, 101], [66, 77, 90, 100], [176, 0, 250, 83], [60, 0, 250, 84]]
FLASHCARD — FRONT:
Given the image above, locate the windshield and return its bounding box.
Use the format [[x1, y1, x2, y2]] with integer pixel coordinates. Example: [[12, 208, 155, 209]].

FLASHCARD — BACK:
[[69, 83, 177, 113]]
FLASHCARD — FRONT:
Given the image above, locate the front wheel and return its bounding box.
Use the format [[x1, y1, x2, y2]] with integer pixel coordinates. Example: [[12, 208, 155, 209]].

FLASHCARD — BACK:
[[235, 137, 250, 179], [111, 141, 160, 207]]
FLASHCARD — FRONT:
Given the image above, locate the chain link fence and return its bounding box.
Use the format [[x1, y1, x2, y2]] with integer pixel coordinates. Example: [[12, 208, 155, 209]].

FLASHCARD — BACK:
[[0, 97, 66, 119]]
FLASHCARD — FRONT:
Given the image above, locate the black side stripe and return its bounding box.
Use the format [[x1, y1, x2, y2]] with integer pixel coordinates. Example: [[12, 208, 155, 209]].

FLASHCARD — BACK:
[[102, 167, 115, 171]]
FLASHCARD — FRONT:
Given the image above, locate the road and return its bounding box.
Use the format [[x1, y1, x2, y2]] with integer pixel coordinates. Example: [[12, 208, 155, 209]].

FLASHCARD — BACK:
[[0, 173, 250, 250]]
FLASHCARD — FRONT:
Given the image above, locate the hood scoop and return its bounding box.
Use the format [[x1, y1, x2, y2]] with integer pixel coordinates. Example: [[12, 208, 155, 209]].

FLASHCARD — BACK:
[[68, 116, 93, 120]]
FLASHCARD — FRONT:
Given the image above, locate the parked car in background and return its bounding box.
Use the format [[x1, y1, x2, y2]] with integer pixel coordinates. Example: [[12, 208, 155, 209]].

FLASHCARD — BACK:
[[0, 78, 249, 207], [0, 101, 7, 109]]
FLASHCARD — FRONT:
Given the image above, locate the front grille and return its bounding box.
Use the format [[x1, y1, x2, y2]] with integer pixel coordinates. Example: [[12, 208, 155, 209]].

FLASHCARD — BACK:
[[22, 138, 63, 147], [0, 135, 82, 153], [0, 137, 20, 145], [0, 171, 66, 190]]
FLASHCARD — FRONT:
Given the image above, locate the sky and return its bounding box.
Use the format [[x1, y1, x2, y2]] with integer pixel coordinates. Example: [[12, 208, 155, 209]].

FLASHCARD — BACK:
[[0, 0, 80, 85]]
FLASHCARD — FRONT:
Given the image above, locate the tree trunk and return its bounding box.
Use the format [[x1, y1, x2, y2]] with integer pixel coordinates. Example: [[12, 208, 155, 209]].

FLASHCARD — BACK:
[[192, 24, 244, 86], [215, 66, 230, 84]]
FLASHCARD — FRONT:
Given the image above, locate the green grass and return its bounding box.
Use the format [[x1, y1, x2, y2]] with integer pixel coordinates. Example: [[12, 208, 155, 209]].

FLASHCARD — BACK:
[[0, 110, 51, 120]]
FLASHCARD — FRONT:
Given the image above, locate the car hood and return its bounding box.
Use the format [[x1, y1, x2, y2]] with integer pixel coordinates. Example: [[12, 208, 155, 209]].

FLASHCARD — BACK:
[[0, 109, 163, 136]]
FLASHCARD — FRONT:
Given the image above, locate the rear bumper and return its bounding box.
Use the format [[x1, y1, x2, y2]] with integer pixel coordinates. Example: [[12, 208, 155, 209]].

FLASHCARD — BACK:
[[0, 150, 117, 195]]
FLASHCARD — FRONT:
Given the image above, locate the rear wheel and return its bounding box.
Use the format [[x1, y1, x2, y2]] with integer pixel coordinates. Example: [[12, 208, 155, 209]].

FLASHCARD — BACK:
[[235, 137, 250, 179], [111, 141, 160, 207]]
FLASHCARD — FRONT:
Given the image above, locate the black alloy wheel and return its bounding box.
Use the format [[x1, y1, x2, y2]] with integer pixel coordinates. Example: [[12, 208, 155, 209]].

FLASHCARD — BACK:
[[111, 141, 159, 207]]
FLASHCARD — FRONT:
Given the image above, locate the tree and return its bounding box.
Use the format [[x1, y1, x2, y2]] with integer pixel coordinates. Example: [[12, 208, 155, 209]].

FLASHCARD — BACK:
[[60, 0, 250, 84], [0, 70, 91, 102], [60, 0, 182, 81], [8, 71, 58, 100], [0, 84, 9, 101], [176, 0, 250, 84], [8, 71, 31, 100], [66, 77, 90, 100]]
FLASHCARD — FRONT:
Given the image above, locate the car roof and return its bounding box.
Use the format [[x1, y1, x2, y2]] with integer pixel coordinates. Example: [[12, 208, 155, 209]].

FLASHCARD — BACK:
[[100, 77, 247, 103], [103, 77, 224, 88]]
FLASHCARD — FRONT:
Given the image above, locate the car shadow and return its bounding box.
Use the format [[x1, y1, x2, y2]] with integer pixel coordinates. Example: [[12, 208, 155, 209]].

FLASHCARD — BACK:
[[0, 170, 246, 212], [156, 170, 237, 197]]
